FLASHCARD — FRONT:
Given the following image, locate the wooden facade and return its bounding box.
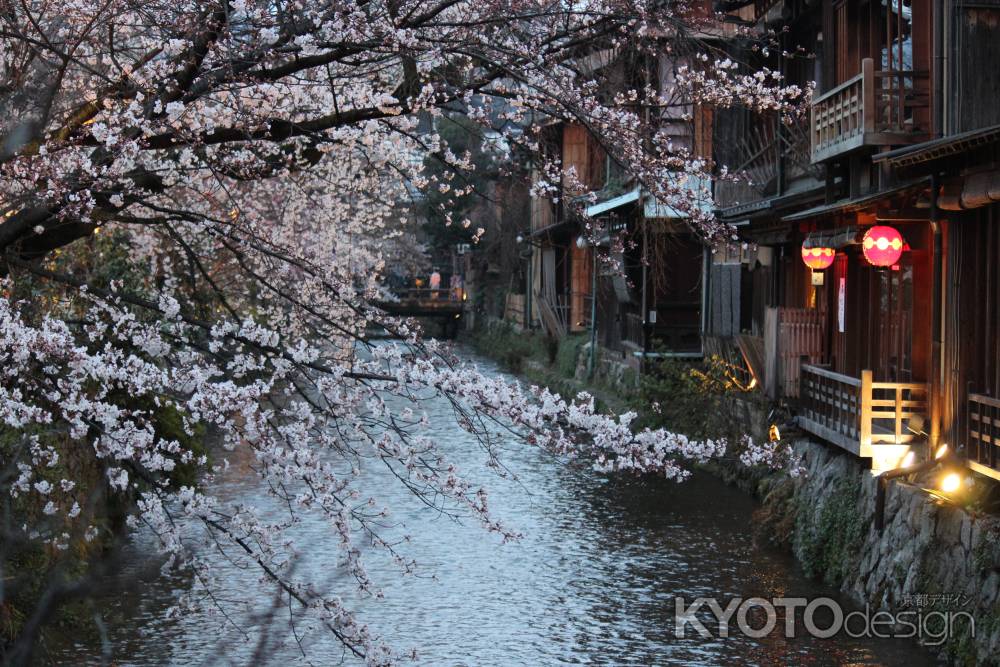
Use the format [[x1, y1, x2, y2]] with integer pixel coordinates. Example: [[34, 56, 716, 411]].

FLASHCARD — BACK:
[[716, 0, 1000, 478], [518, 0, 1000, 480], [525, 47, 708, 366]]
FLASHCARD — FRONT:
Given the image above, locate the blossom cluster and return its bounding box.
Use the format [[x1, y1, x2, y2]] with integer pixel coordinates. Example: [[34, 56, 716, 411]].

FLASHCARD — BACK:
[[0, 1, 797, 661]]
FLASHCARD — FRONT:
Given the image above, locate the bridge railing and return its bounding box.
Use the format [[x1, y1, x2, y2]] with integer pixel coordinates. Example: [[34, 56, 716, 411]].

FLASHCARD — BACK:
[[394, 288, 466, 302]]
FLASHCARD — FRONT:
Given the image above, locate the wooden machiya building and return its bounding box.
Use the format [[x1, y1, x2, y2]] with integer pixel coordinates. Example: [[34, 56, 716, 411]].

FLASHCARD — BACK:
[[523, 41, 713, 371], [714, 0, 1000, 478]]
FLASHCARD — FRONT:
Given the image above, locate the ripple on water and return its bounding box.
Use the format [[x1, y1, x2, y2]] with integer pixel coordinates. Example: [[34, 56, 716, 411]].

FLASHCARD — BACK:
[[50, 349, 936, 666]]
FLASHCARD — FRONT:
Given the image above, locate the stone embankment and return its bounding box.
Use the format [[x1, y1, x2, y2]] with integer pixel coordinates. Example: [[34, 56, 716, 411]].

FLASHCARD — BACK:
[[766, 440, 1000, 664]]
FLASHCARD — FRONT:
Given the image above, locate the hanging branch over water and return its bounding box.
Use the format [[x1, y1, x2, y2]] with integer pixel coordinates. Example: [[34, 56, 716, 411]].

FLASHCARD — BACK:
[[0, 0, 803, 662]]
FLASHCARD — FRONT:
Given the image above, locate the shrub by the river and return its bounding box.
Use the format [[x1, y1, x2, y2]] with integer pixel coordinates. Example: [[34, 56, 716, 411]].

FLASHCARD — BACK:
[[470, 320, 550, 373], [555, 334, 588, 379], [0, 233, 210, 656], [635, 354, 755, 443]]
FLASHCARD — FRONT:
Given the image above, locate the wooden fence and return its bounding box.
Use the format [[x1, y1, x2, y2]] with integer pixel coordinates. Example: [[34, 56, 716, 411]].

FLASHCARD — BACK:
[[800, 364, 862, 444], [623, 311, 644, 349], [504, 293, 526, 327], [771, 307, 824, 398], [968, 393, 1000, 475], [868, 379, 928, 445], [799, 363, 928, 454]]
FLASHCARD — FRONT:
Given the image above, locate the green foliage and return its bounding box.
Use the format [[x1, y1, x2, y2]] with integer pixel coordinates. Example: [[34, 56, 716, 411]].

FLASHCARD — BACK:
[[909, 555, 999, 666], [555, 335, 588, 379], [973, 527, 1000, 573], [634, 355, 747, 441], [794, 477, 866, 585], [469, 321, 548, 373]]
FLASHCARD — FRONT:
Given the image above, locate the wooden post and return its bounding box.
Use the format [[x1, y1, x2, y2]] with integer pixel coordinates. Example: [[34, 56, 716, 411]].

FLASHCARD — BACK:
[[862, 58, 875, 133], [860, 369, 874, 448], [800, 355, 810, 407], [765, 307, 779, 400], [895, 387, 903, 443]]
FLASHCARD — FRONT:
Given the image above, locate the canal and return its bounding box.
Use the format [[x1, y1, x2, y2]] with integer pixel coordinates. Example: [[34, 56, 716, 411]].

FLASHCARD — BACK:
[[55, 349, 937, 666]]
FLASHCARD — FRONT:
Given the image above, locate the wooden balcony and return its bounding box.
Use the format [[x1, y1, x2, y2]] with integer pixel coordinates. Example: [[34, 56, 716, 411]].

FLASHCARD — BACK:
[[798, 363, 929, 472], [810, 58, 929, 163], [967, 393, 1000, 481]]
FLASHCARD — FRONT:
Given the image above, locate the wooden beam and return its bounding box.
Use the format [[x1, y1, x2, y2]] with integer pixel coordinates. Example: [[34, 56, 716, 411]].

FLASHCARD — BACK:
[[969, 460, 1000, 483], [797, 416, 863, 456]]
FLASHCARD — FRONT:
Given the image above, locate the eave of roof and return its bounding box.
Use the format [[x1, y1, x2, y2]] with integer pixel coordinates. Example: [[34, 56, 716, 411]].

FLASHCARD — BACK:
[[585, 188, 641, 217], [716, 185, 825, 221], [527, 220, 575, 239], [781, 180, 928, 223], [873, 124, 1000, 168]]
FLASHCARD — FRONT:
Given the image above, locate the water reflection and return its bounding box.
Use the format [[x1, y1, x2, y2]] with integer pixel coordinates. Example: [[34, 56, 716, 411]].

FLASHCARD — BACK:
[[51, 350, 935, 666]]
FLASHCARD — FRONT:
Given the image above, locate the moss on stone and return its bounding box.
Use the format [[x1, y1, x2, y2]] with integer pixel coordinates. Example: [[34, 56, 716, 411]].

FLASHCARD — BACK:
[[794, 476, 866, 585]]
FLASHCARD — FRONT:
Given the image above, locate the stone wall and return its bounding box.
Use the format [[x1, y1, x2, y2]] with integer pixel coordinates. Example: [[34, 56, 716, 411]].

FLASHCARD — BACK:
[[775, 440, 1000, 664]]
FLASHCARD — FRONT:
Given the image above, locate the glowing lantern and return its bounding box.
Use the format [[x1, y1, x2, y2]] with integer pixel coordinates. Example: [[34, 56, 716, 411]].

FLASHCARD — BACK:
[[862, 225, 904, 267], [801, 245, 835, 270]]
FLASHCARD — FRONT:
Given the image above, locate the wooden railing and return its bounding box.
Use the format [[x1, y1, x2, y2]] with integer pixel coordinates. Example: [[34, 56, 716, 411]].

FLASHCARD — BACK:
[[968, 393, 1000, 474], [811, 69, 865, 162], [799, 363, 928, 454], [800, 364, 862, 443], [868, 379, 928, 445], [623, 311, 644, 349], [394, 287, 463, 301], [811, 58, 929, 163]]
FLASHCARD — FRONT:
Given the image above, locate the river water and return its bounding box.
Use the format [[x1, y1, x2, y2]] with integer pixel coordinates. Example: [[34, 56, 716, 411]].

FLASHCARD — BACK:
[[53, 349, 936, 666]]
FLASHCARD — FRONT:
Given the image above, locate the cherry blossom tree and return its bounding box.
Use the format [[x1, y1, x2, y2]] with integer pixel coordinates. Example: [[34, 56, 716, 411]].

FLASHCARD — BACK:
[[0, 0, 804, 662]]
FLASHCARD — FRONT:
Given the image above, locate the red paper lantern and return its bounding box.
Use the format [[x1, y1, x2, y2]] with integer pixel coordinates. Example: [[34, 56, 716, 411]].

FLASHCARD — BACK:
[[862, 225, 904, 267], [801, 245, 835, 270]]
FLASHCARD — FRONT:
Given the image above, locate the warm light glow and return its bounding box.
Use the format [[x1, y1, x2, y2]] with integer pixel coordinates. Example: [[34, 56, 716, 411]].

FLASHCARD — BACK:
[[862, 226, 904, 267], [901, 451, 915, 468], [768, 424, 781, 442], [801, 245, 835, 270], [940, 472, 962, 493], [935, 444, 949, 460]]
